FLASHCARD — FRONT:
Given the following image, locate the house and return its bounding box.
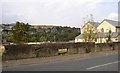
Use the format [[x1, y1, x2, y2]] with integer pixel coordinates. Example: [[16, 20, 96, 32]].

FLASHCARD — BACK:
[[75, 19, 120, 43], [97, 19, 119, 33], [2, 24, 15, 34], [1, 24, 16, 44], [81, 21, 99, 34], [96, 19, 120, 43], [75, 21, 99, 42]]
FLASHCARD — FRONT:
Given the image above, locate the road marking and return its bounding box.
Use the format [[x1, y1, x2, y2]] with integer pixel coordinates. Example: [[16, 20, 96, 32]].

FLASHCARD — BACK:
[[86, 61, 120, 70]]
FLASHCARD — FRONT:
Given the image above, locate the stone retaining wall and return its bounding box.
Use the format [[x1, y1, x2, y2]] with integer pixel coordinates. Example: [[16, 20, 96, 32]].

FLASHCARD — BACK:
[[2, 42, 119, 61]]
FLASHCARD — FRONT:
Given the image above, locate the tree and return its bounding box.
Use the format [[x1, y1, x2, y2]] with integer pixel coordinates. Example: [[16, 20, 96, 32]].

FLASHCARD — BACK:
[[12, 22, 30, 44], [82, 23, 97, 42], [25, 26, 80, 42], [106, 29, 112, 43]]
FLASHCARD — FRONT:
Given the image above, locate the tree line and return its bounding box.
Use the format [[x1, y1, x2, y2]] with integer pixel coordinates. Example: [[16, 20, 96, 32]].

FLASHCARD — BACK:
[[2, 22, 80, 44]]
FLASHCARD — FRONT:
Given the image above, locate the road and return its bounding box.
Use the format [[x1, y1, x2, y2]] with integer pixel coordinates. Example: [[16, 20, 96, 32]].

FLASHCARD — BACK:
[[3, 53, 119, 71]]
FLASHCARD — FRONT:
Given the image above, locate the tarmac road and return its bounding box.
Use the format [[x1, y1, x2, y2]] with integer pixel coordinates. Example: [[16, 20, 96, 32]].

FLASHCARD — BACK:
[[3, 53, 119, 71]]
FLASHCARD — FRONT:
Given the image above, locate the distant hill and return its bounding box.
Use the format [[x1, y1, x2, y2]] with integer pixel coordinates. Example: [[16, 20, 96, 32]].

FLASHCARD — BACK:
[[30, 25, 71, 29]]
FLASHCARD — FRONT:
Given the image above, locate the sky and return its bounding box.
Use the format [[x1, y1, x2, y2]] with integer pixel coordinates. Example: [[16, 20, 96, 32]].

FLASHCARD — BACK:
[[0, 0, 119, 28]]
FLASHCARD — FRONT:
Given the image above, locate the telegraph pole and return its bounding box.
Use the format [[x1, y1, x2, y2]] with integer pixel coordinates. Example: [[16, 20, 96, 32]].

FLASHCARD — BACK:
[[0, 25, 2, 44]]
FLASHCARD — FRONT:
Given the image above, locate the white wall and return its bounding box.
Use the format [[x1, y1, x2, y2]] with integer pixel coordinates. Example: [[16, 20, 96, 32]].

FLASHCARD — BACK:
[[97, 21, 116, 33]]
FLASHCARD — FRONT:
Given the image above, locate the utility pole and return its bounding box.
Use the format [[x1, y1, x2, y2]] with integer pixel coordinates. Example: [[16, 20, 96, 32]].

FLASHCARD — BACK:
[[0, 25, 2, 44]]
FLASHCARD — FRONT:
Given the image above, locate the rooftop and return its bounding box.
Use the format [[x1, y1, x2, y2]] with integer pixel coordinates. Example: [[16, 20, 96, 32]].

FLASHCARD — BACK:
[[75, 32, 120, 39], [103, 19, 119, 27], [82, 21, 100, 29]]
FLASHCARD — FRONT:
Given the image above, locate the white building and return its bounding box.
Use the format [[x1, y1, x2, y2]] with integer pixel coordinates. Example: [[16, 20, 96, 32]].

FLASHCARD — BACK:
[[75, 19, 120, 43]]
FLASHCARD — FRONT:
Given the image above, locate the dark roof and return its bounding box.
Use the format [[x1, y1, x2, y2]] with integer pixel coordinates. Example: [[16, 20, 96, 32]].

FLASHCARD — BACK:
[[2, 23, 16, 27], [89, 22, 100, 27], [103, 19, 119, 27], [111, 32, 120, 38], [75, 34, 83, 39], [75, 33, 96, 39], [82, 21, 100, 29], [97, 33, 107, 38], [75, 32, 120, 39], [97, 32, 120, 38]]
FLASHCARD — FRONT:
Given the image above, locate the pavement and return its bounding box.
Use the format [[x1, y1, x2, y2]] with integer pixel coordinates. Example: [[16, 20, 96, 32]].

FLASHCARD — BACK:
[[2, 50, 119, 71]]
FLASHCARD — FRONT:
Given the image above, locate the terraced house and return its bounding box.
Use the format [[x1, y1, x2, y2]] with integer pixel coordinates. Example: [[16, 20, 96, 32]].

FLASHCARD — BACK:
[[75, 19, 120, 43]]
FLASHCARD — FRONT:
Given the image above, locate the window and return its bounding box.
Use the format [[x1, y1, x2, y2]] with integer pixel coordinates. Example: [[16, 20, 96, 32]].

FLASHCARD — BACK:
[[106, 29, 109, 32], [101, 28, 104, 32]]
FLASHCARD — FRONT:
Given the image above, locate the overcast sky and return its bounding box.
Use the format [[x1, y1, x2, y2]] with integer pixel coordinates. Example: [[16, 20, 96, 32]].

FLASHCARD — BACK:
[[1, 0, 119, 28]]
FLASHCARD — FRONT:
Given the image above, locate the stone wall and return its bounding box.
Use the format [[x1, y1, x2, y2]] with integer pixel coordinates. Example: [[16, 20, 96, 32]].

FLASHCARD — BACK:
[[113, 42, 120, 50], [2, 45, 35, 60], [2, 42, 119, 61], [95, 43, 113, 52]]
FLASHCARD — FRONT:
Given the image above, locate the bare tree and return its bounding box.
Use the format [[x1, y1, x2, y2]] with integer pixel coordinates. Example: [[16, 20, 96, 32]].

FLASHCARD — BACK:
[[82, 22, 97, 42]]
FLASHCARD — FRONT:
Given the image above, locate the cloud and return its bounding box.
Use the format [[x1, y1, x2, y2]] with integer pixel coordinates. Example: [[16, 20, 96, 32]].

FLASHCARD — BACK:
[[0, 3, 2, 23], [107, 13, 118, 21], [1, 0, 119, 27]]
